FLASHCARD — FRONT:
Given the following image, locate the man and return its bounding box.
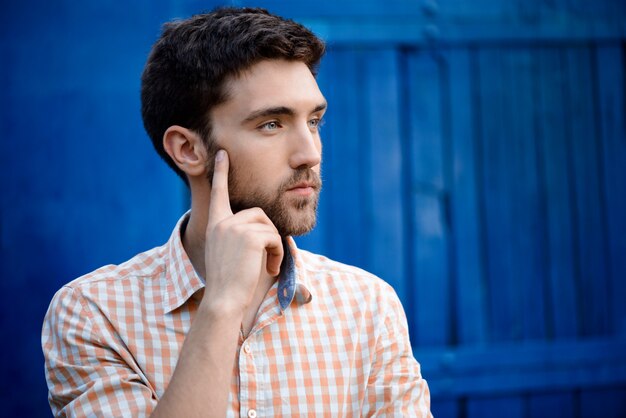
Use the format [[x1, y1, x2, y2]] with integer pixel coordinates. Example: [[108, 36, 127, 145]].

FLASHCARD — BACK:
[[42, 7, 431, 417]]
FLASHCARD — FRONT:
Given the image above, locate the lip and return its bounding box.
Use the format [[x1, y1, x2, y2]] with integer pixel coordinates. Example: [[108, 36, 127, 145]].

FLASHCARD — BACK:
[[287, 181, 315, 191], [286, 182, 317, 196]]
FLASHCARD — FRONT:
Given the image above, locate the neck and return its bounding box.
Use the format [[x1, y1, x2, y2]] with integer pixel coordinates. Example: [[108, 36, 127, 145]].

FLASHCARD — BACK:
[[183, 186, 280, 333], [182, 185, 211, 280], [181, 185, 278, 288]]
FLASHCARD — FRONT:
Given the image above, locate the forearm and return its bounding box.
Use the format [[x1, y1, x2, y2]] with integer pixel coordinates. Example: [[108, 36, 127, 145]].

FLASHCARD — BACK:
[[150, 304, 242, 418]]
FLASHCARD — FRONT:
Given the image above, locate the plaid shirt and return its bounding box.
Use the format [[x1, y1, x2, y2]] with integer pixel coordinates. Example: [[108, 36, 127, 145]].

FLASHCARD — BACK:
[[42, 213, 431, 417]]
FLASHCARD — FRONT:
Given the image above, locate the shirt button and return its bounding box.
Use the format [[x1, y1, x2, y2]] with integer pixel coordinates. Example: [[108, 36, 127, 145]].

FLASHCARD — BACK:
[[247, 409, 257, 418], [243, 344, 252, 354]]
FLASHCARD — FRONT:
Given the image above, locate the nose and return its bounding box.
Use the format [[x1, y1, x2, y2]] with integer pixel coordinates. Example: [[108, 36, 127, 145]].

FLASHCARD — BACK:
[[288, 123, 322, 169]]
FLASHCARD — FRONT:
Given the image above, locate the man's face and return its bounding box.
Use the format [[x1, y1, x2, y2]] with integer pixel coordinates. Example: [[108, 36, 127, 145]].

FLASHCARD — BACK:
[[208, 59, 326, 236]]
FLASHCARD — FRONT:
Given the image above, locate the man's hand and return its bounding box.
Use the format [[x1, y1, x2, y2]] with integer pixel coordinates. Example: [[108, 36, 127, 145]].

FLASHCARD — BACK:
[[151, 150, 283, 417], [202, 149, 283, 314]]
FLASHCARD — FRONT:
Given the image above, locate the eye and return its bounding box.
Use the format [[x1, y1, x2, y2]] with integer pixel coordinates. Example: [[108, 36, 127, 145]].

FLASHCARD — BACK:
[[259, 121, 281, 131], [308, 117, 325, 131]]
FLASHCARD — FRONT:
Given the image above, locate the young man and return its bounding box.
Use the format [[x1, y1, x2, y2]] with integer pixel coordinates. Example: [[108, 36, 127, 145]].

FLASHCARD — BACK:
[[42, 7, 432, 417]]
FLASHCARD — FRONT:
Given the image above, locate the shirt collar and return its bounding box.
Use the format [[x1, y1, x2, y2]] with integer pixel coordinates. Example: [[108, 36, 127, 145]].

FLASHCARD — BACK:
[[163, 212, 313, 314], [278, 236, 313, 311], [163, 213, 205, 313]]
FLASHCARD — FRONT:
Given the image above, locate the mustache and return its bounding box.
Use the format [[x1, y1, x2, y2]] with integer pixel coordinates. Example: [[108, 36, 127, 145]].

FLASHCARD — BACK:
[[280, 169, 322, 192]]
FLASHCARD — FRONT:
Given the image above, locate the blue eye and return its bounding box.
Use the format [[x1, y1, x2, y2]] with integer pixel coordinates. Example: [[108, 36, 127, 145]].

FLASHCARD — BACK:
[[259, 121, 281, 131], [308, 118, 325, 130]]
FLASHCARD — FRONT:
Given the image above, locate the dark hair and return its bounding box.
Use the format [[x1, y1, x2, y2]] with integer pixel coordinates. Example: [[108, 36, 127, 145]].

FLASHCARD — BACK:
[[140, 7, 326, 184]]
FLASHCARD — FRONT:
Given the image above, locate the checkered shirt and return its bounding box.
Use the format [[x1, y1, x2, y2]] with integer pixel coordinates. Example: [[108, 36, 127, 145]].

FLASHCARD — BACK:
[[42, 213, 431, 417]]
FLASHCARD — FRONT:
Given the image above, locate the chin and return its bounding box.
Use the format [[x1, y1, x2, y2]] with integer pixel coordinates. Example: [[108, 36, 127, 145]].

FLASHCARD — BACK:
[[276, 211, 317, 237]]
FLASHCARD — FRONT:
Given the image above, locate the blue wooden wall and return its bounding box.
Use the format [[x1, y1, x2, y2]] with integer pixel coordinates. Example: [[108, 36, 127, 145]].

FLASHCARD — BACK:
[[2, 0, 625, 416]]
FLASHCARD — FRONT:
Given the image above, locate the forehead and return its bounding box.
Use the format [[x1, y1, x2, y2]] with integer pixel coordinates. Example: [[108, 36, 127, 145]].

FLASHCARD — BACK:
[[222, 59, 325, 113]]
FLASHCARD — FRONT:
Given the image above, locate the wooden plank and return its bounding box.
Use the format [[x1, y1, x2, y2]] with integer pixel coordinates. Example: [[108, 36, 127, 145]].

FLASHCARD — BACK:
[[479, 47, 521, 342], [407, 51, 445, 187], [406, 49, 450, 347], [419, 338, 626, 396], [440, 0, 513, 19], [365, 48, 407, 301], [448, 47, 489, 345], [241, 0, 425, 18], [579, 387, 626, 418], [1, 4, 185, 417], [567, 0, 626, 18], [244, 0, 626, 23], [506, 48, 548, 340], [467, 395, 525, 418], [297, 21, 626, 46], [433, 398, 460, 418], [324, 49, 368, 267], [535, 46, 579, 339], [566, 46, 611, 337], [240, 0, 626, 45], [595, 44, 626, 337], [528, 391, 576, 418]]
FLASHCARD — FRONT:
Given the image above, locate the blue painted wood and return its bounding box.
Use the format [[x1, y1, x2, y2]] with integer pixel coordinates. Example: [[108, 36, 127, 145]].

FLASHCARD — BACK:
[[467, 395, 525, 418], [241, 0, 426, 17], [420, 338, 626, 396], [596, 44, 626, 338], [301, 22, 626, 45], [1, 2, 193, 415], [365, 48, 407, 302], [320, 50, 371, 268], [242, 0, 626, 21], [447, 47, 489, 345], [566, 46, 611, 337], [406, 50, 451, 347], [244, 0, 626, 45], [433, 398, 460, 418], [407, 52, 445, 189], [535, 47, 579, 339], [579, 386, 626, 418], [528, 392, 575, 418], [505, 48, 548, 340], [479, 48, 523, 342]]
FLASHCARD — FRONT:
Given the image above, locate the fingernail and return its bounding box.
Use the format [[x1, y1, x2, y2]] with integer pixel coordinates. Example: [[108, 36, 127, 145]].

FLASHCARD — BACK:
[[216, 150, 225, 162]]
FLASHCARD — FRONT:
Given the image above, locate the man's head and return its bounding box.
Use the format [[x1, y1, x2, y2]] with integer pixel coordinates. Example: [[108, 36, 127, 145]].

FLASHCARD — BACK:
[[141, 7, 325, 183], [141, 8, 327, 236]]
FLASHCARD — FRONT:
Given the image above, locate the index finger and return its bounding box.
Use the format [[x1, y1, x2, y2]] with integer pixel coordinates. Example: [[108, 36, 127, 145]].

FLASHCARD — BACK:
[[208, 149, 234, 225]]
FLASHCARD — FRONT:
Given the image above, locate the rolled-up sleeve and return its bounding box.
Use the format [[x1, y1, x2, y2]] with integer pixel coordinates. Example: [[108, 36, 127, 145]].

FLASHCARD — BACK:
[[42, 286, 157, 417], [363, 288, 432, 417]]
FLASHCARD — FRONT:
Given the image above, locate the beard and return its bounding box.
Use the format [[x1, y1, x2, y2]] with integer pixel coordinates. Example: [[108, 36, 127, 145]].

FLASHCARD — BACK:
[[228, 166, 322, 237], [204, 141, 322, 237]]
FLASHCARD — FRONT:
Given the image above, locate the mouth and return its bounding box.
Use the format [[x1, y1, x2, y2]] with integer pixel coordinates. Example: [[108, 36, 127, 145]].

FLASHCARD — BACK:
[[286, 181, 318, 196]]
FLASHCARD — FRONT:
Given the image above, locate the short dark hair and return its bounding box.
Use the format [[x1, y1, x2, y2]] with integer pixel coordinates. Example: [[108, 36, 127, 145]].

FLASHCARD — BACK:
[[141, 7, 326, 184]]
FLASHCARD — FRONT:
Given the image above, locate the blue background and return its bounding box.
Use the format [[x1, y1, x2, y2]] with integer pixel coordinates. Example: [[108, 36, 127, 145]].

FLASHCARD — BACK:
[[1, 0, 625, 416]]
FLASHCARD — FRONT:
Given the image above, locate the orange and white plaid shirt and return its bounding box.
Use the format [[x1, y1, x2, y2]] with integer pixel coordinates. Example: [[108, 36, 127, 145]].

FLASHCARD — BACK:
[[42, 213, 431, 417]]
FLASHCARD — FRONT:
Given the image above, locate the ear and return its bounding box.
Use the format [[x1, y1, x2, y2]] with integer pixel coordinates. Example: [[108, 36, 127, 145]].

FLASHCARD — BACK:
[[163, 125, 207, 178]]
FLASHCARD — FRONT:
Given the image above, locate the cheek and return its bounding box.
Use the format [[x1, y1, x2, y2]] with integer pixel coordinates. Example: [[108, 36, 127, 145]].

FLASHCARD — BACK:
[[228, 154, 264, 191]]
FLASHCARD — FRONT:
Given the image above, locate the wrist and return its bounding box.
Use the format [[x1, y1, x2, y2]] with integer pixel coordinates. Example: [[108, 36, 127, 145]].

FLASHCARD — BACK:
[[198, 297, 245, 321]]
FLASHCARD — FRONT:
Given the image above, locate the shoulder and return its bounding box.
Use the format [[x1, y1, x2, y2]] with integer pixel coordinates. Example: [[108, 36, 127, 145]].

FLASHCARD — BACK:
[[66, 244, 166, 288], [51, 244, 168, 312]]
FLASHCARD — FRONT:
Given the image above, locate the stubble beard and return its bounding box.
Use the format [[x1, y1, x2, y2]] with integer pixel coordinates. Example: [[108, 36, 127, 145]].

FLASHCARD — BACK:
[[228, 166, 322, 237], [204, 142, 322, 237]]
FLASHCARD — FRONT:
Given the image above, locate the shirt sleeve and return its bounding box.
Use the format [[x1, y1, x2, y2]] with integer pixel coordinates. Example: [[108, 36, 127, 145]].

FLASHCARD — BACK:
[[42, 285, 157, 417], [362, 286, 433, 418]]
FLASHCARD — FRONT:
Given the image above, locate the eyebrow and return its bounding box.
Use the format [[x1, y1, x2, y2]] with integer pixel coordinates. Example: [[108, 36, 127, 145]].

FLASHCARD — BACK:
[[242, 102, 328, 124]]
